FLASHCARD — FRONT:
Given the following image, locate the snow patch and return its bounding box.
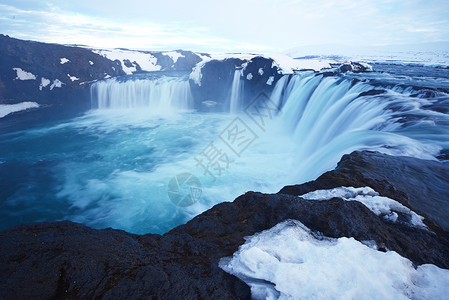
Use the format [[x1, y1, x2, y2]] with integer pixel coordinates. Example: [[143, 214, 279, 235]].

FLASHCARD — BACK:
[[188, 52, 333, 86], [269, 54, 333, 74], [12, 68, 36, 80], [39, 77, 50, 91], [50, 79, 64, 90], [60, 58, 70, 64], [0, 102, 39, 118], [220, 220, 449, 299], [246, 73, 253, 80], [92, 49, 161, 74], [67, 74, 79, 82], [163, 51, 184, 63], [89, 60, 94, 65], [300, 186, 427, 228], [266, 76, 274, 85]]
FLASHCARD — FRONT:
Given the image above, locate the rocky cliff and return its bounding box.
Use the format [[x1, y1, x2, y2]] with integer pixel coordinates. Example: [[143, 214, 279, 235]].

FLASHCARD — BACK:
[[1, 150, 448, 299]]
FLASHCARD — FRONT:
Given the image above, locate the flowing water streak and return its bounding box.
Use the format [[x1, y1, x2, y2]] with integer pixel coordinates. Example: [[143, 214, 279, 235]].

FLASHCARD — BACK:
[[91, 75, 193, 110], [229, 69, 244, 113]]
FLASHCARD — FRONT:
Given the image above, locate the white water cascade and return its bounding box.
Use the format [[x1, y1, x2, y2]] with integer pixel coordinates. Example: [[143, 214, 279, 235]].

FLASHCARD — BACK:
[[91, 75, 194, 110], [266, 72, 448, 182], [229, 69, 244, 113]]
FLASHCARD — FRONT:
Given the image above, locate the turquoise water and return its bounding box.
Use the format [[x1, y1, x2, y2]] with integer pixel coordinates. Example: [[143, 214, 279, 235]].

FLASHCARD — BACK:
[[1, 67, 448, 234]]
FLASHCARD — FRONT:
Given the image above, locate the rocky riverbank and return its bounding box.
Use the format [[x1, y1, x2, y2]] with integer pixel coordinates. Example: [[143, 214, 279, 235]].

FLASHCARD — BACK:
[[1, 150, 448, 299]]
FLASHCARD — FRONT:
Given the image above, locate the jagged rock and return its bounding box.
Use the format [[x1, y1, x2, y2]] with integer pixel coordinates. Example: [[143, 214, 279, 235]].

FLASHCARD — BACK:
[[189, 56, 282, 111], [1, 151, 448, 299], [280, 150, 449, 231]]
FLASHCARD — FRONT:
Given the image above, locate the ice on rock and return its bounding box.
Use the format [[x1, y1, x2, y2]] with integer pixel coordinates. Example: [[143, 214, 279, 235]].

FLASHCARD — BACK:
[[60, 58, 70, 64], [220, 220, 449, 300], [39, 77, 50, 90], [50, 79, 63, 90], [68, 74, 79, 81], [300, 186, 427, 228], [13, 68, 36, 80]]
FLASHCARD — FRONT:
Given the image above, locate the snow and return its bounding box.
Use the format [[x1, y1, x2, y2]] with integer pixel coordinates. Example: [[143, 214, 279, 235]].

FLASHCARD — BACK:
[[300, 187, 427, 228], [285, 42, 449, 67], [67, 74, 79, 81], [92, 49, 161, 74], [60, 58, 70, 64], [246, 73, 253, 80], [266, 76, 274, 85], [0, 102, 39, 118], [89, 60, 94, 65], [12, 68, 36, 80], [39, 77, 50, 91], [49, 79, 63, 90], [163, 51, 185, 63], [189, 63, 204, 85], [189, 52, 334, 86], [269, 53, 333, 74], [220, 220, 449, 300]]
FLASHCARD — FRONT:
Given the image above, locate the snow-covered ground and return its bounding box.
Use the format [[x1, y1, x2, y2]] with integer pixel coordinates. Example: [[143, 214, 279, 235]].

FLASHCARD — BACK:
[[0, 102, 39, 118], [286, 42, 449, 66], [92, 49, 161, 74], [220, 220, 449, 299]]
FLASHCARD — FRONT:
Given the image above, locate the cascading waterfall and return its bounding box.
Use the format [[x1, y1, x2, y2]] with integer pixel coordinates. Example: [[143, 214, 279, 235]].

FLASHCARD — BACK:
[[3, 65, 448, 235], [90, 75, 194, 110], [229, 69, 244, 113], [266, 72, 448, 182]]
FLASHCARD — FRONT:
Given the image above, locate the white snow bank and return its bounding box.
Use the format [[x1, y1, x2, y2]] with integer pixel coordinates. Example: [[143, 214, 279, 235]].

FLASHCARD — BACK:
[[0, 102, 39, 118], [60, 58, 70, 64], [89, 60, 94, 65], [163, 51, 184, 63], [12, 68, 36, 80], [50, 79, 63, 90], [93, 49, 161, 74], [220, 220, 449, 300], [300, 186, 427, 228], [39, 78, 50, 91]]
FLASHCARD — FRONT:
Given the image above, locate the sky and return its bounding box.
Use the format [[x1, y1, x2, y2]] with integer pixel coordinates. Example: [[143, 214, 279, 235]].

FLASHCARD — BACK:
[[1, 0, 449, 53]]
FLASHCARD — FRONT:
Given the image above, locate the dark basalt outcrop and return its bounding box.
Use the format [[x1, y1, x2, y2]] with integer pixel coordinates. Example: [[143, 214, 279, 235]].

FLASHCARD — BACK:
[[0, 36, 204, 129], [1, 150, 449, 299], [189, 56, 283, 111]]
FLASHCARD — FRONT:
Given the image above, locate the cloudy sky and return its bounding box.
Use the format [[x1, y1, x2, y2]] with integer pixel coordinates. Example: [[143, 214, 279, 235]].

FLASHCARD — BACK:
[[1, 0, 449, 52]]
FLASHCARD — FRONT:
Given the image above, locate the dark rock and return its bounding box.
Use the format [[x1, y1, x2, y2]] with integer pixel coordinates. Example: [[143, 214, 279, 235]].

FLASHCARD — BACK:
[[1, 151, 449, 298], [358, 89, 386, 97], [189, 58, 245, 111], [280, 150, 449, 231], [189, 56, 282, 111]]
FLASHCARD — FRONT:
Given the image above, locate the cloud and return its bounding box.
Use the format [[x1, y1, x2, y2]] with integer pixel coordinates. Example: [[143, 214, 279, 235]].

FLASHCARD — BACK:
[[1, 0, 448, 52]]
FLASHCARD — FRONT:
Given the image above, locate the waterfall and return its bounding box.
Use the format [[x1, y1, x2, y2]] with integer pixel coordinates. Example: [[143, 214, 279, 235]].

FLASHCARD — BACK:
[[90, 75, 193, 110], [269, 72, 448, 182], [229, 69, 244, 113]]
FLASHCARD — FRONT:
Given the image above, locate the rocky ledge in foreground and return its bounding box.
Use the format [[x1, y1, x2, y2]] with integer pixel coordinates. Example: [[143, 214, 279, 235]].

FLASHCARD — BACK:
[[1, 151, 448, 299]]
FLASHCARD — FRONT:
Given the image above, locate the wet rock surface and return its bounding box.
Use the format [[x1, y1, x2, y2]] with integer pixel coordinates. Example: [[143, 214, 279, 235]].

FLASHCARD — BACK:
[[1, 151, 449, 299]]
